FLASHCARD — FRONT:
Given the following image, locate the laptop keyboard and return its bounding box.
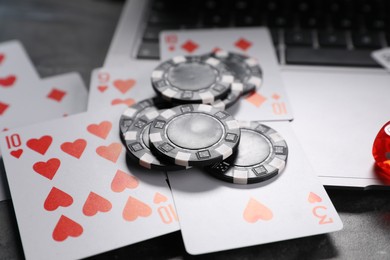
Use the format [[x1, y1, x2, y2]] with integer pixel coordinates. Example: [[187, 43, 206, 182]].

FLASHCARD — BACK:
[[137, 0, 389, 68]]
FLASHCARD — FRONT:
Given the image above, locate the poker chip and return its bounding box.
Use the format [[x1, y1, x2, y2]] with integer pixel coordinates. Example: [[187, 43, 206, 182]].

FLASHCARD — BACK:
[[149, 104, 241, 167], [204, 121, 288, 184], [211, 82, 244, 110], [209, 50, 263, 95], [119, 97, 172, 138], [123, 108, 188, 171], [151, 55, 234, 104]]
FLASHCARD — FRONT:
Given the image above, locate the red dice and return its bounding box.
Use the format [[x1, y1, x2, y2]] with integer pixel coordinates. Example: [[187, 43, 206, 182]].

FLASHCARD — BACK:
[[372, 121, 390, 177]]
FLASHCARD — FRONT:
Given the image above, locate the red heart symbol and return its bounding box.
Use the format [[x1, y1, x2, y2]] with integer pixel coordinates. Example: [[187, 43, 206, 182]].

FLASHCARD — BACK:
[[33, 158, 61, 180], [243, 198, 273, 223], [113, 79, 136, 94], [27, 135, 53, 155], [60, 139, 87, 159], [153, 192, 168, 204], [308, 192, 322, 203], [111, 169, 139, 192], [0, 75, 16, 87], [52, 215, 83, 242], [87, 121, 112, 140], [44, 187, 73, 211], [96, 142, 122, 163], [111, 98, 135, 106], [82, 192, 112, 217], [98, 85, 108, 93], [123, 196, 152, 221], [0, 54, 4, 64], [10, 149, 23, 159]]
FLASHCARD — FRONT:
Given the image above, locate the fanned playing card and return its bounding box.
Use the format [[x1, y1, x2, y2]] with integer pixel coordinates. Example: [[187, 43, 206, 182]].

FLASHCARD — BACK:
[[166, 121, 342, 255], [159, 28, 293, 121], [88, 61, 159, 110], [0, 41, 88, 131], [40, 72, 88, 117], [0, 41, 88, 201], [0, 40, 44, 126], [0, 106, 179, 259]]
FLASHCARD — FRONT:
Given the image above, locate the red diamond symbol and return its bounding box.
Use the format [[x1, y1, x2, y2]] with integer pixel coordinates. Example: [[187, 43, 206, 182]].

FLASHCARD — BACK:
[[0, 102, 9, 115], [246, 92, 267, 107], [181, 40, 199, 53], [47, 88, 66, 102], [272, 93, 280, 100], [235, 38, 252, 51]]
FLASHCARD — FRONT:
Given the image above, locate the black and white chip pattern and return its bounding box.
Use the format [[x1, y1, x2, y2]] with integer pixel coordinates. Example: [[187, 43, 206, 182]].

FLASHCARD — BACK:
[[211, 82, 244, 110], [204, 121, 288, 184], [149, 104, 241, 167], [119, 97, 172, 138], [151, 55, 234, 104], [123, 108, 188, 171], [210, 50, 262, 95]]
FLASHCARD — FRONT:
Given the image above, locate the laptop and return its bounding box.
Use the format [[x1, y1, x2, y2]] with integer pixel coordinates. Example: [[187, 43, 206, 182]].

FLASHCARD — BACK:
[[103, 0, 390, 188]]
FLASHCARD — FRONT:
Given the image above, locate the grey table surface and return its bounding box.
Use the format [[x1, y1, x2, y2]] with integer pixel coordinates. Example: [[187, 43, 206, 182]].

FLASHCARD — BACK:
[[1, 0, 390, 259]]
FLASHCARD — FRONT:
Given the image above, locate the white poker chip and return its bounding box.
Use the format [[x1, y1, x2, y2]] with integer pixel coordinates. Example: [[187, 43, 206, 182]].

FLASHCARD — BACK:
[[151, 55, 234, 104], [204, 121, 288, 184], [119, 97, 171, 138], [149, 104, 241, 167], [210, 50, 263, 95], [124, 108, 188, 171]]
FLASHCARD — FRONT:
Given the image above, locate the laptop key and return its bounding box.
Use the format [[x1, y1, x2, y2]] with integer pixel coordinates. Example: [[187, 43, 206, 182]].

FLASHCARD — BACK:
[[267, 14, 294, 28], [285, 47, 380, 67], [143, 27, 160, 41], [137, 42, 160, 60], [332, 15, 354, 30], [352, 31, 382, 49], [203, 12, 232, 27], [143, 26, 181, 42], [367, 17, 386, 31], [234, 12, 263, 27], [234, 0, 253, 11], [284, 30, 313, 46], [299, 14, 327, 29], [318, 30, 347, 48], [148, 12, 177, 25]]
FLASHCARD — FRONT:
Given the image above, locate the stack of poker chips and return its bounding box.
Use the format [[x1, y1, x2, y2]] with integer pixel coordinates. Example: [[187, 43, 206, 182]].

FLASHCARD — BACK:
[[119, 51, 288, 185]]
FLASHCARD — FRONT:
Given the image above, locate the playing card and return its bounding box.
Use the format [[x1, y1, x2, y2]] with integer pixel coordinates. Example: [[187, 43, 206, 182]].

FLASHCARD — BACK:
[[0, 40, 45, 124], [0, 72, 88, 201], [166, 121, 342, 255], [40, 72, 88, 117], [88, 61, 159, 110], [159, 28, 294, 121], [0, 105, 179, 260], [0, 41, 88, 201], [0, 40, 88, 131]]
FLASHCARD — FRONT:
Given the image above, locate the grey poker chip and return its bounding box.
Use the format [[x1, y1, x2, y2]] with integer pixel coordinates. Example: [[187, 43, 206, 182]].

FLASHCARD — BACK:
[[119, 97, 172, 139], [204, 121, 288, 184], [123, 108, 188, 171], [148, 104, 241, 167], [211, 82, 244, 110], [151, 55, 234, 104], [210, 50, 263, 95]]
